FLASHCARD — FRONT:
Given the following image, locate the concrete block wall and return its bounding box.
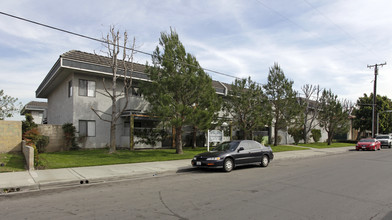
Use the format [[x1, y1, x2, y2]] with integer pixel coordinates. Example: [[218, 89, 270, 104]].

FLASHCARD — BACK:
[[0, 120, 22, 153], [37, 124, 66, 152]]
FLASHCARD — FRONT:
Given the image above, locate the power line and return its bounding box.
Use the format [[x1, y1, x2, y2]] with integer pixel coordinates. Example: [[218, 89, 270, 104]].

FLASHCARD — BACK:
[[302, 0, 379, 59], [253, 0, 369, 66], [0, 11, 241, 81], [367, 62, 387, 137]]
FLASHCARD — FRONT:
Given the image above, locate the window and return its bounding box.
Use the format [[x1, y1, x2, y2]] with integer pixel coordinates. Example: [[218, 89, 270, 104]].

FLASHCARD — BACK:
[[79, 120, 96, 137], [68, 80, 73, 97], [79, 79, 96, 97]]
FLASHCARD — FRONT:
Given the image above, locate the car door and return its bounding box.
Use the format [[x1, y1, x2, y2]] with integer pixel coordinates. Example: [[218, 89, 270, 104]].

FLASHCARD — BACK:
[[247, 140, 263, 163], [233, 141, 253, 165]]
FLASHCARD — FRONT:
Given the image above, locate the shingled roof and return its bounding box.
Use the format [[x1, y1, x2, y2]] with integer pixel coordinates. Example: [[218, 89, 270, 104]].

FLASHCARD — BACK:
[[21, 101, 48, 115], [61, 50, 147, 74], [37, 50, 232, 98]]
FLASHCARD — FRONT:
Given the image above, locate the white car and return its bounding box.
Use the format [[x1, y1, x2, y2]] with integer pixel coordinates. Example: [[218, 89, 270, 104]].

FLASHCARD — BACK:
[[375, 134, 392, 148]]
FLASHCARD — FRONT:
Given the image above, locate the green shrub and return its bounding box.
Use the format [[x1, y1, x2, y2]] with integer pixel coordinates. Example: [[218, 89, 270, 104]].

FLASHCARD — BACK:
[[288, 127, 303, 145], [134, 128, 168, 147], [62, 123, 79, 150], [36, 135, 49, 153], [22, 113, 37, 134], [311, 129, 321, 143], [23, 128, 48, 167], [23, 128, 49, 153]]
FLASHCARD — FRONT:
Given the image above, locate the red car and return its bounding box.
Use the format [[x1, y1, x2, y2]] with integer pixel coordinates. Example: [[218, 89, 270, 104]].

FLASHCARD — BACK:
[[356, 138, 381, 151]]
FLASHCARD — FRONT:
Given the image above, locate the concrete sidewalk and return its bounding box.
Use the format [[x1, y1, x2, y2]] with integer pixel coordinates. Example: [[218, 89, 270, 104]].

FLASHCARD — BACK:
[[0, 146, 354, 194]]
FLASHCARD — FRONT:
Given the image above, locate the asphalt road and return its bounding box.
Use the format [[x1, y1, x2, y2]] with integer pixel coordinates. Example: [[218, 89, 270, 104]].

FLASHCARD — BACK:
[[2, 149, 392, 220]]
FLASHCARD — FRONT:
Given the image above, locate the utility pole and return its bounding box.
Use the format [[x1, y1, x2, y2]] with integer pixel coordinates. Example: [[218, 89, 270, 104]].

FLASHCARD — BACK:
[[367, 62, 387, 137]]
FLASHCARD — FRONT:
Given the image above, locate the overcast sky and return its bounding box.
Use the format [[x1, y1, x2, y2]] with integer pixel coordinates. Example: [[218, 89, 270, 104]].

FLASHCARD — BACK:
[[1, 0, 391, 120]]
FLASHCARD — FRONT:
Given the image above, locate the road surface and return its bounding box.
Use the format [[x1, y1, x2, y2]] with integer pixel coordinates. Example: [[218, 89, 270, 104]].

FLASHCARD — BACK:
[[2, 149, 392, 219]]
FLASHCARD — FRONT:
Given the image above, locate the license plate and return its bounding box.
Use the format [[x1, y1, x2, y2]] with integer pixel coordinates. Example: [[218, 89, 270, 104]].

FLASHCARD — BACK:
[[362, 146, 366, 149], [196, 161, 201, 165]]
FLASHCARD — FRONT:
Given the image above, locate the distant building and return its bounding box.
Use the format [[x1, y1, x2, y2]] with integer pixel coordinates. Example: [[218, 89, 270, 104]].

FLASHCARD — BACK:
[[20, 101, 48, 124]]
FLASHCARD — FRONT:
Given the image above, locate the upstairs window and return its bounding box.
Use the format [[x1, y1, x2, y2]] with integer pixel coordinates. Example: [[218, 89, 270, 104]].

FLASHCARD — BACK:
[[79, 79, 95, 97]]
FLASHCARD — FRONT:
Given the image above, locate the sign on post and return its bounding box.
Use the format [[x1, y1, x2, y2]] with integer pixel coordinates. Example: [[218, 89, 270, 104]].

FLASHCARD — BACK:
[[207, 130, 224, 151]]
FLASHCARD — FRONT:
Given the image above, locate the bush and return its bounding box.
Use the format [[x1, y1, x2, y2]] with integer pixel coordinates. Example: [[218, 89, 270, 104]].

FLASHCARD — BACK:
[[134, 128, 168, 147], [22, 113, 37, 134], [36, 135, 50, 153], [311, 129, 321, 143], [288, 127, 303, 145], [62, 123, 79, 150], [23, 128, 48, 166]]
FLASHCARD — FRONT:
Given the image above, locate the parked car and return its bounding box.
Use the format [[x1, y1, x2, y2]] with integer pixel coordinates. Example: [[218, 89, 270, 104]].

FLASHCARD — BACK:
[[375, 134, 392, 148], [191, 140, 274, 172], [355, 138, 381, 151]]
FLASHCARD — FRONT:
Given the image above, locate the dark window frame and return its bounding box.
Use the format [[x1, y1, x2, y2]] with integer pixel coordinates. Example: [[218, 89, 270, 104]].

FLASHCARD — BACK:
[[68, 80, 73, 97], [79, 120, 96, 137], [78, 79, 96, 97]]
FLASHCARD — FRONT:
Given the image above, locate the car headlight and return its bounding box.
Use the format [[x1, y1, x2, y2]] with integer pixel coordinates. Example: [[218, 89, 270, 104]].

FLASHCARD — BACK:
[[370, 143, 375, 146], [193, 157, 197, 160], [206, 157, 221, 161]]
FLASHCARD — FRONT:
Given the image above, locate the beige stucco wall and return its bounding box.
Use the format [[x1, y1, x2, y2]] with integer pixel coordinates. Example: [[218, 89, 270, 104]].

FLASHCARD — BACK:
[[0, 120, 22, 153], [37, 124, 66, 152]]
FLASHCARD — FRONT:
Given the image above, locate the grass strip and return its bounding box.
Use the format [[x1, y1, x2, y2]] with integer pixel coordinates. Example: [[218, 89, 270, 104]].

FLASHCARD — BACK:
[[300, 142, 355, 149], [271, 145, 309, 152], [39, 144, 309, 169], [0, 153, 26, 173], [39, 148, 207, 169]]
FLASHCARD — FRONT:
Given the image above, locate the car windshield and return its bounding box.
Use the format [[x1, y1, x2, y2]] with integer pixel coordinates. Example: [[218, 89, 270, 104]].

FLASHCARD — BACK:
[[376, 136, 388, 139], [360, 139, 375, 142], [212, 141, 240, 152]]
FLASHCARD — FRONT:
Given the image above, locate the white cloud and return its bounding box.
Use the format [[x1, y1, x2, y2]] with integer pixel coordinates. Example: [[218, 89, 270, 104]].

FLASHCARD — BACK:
[[0, 0, 392, 111]]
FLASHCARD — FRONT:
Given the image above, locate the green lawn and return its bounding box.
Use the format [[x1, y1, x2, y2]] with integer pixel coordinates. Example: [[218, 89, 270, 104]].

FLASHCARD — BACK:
[[299, 142, 355, 149], [39, 145, 309, 169], [271, 145, 309, 152], [0, 152, 26, 173], [39, 147, 208, 169], [0, 143, 354, 171]]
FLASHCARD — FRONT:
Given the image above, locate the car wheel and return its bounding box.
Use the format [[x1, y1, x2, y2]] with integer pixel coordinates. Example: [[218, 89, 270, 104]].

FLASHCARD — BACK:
[[261, 155, 269, 167], [223, 158, 234, 172]]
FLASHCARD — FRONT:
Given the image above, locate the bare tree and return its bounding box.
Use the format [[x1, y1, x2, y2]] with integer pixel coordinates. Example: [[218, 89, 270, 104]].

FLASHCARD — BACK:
[[92, 27, 136, 153], [301, 84, 321, 143]]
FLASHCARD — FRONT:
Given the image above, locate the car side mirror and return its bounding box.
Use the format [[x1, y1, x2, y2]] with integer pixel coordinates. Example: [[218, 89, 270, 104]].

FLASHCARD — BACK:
[[237, 147, 244, 152]]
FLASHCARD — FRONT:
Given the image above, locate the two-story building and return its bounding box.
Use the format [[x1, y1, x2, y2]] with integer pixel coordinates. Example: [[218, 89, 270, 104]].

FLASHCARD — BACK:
[[36, 50, 336, 149], [36, 50, 232, 149]]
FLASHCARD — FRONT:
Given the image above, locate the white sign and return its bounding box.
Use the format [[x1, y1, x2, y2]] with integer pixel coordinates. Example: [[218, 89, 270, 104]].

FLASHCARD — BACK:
[[209, 130, 223, 142], [207, 129, 224, 151]]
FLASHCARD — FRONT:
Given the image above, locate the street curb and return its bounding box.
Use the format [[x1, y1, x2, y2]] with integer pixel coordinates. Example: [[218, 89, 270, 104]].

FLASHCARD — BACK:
[[0, 147, 354, 195]]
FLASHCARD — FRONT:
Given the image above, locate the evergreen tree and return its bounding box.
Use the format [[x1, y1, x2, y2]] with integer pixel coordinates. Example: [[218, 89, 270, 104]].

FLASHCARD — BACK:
[[318, 89, 350, 145], [143, 29, 220, 154], [263, 63, 300, 146], [353, 93, 392, 137], [223, 77, 271, 140]]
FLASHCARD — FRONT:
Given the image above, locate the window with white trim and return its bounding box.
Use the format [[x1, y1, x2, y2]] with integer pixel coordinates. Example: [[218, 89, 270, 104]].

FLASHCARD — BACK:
[[79, 79, 96, 97], [79, 120, 96, 137]]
